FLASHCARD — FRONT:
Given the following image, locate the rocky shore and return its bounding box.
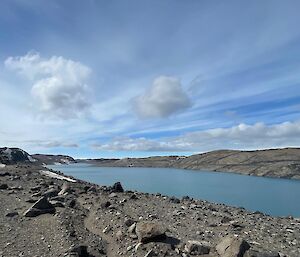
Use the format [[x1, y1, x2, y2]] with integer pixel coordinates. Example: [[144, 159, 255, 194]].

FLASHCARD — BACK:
[[1, 161, 299, 257]]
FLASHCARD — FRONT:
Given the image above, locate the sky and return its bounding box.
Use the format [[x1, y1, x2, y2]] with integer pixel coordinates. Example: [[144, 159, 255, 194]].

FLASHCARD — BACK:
[[1, 0, 300, 158]]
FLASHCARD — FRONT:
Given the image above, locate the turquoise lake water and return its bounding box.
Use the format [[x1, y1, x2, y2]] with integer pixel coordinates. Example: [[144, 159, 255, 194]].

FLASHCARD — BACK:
[[47, 163, 300, 217]]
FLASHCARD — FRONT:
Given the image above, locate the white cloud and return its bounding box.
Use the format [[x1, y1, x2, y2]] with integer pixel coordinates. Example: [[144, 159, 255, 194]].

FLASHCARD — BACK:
[[36, 140, 79, 148], [92, 121, 300, 152], [133, 76, 191, 118], [92, 137, 176, 152], [5, 51, 91, 119]]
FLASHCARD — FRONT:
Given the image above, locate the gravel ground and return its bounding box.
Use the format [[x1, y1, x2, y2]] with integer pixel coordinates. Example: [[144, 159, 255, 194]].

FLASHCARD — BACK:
[[0, 164, 299, 257]]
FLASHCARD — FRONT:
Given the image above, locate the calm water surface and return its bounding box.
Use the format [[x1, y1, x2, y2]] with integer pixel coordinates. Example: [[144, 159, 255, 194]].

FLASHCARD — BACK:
[[48, 163, 300, 217]]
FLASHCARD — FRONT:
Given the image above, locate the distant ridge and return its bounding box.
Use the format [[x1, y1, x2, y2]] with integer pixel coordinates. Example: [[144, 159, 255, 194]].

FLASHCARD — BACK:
[[84, 148, 300, 180]]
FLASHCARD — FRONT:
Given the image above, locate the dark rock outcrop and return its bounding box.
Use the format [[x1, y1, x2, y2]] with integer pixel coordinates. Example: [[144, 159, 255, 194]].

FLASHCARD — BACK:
[[0, 147, 34, 165]]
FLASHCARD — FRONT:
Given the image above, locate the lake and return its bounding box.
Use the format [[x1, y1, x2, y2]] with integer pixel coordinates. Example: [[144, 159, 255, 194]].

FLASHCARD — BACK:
[[47, 163, 300, 217]]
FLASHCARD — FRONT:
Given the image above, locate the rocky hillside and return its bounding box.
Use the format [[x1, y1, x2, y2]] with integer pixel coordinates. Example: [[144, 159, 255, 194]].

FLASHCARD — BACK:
[[89, 148, 300, 180], [175, 148, 300, 179], [32, 154, 76, 165], [0, 147, 35, 165]]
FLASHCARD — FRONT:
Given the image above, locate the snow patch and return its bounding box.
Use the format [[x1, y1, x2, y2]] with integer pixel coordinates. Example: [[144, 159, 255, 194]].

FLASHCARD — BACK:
[[0, 163, 6, 168], [40, 170, 76, 182], [28, 155, 37, 162], [61, 158, 72, 164], [3, 148, 12, 160]]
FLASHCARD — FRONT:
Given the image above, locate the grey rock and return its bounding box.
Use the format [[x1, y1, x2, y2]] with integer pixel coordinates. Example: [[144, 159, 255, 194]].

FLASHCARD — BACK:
[[170, 196, 180, 204], [66, 198, 76, 208], [5, 211, 18, 217], [111, 181, 124, 192], [216, 236, 250, 257], [109, 192, 117, 198], [128, 223, 136, 233], [136, 221, 166, 243], [101, 201, 111, 208], [68, 245, 88, 257], [24, 197, 55, 217], [185, 240, 210, 255]]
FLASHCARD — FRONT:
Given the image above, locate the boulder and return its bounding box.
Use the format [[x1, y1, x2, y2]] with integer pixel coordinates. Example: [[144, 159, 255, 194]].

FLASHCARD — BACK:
[[67, 198, 76, 208], [216, 236, 250, 257], [68, 245, 89, 257], [111, 182, 124, 192], [185, 240, 210, 255], [170, 196, 180, 204], [116, 230, 124, 241], [101, 201, 111, 208], [24, 197, 55, 217], [136, 221, 166, 243]]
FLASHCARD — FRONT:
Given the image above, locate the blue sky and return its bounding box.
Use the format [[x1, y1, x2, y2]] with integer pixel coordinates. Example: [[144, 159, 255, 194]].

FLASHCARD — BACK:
[[1, 0, 300, 158]]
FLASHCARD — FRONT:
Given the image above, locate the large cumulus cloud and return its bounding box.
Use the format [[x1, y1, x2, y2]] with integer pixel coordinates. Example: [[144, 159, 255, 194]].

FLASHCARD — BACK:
[[5, 51, 91, 119], [133, 76, 191, 118]]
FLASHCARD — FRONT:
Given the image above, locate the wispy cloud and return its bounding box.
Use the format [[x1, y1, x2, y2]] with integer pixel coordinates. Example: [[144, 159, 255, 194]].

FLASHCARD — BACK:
[[92, 121, 300, 152], [1, 1, 300, 157]]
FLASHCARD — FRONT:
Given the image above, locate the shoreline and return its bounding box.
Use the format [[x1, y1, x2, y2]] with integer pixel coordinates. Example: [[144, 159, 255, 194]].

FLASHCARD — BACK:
[[1, 163, 300, 256]]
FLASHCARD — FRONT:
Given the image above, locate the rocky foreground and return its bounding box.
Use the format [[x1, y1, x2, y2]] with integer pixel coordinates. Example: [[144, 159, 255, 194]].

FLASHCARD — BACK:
[[86, 148, 300, 180], [0, 163, 300, 257]]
